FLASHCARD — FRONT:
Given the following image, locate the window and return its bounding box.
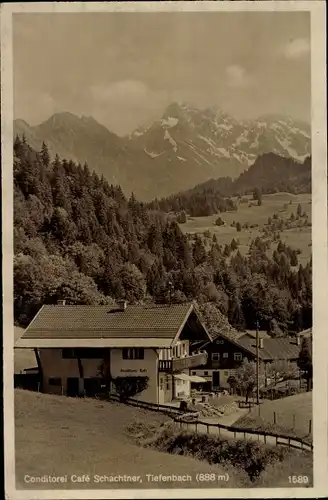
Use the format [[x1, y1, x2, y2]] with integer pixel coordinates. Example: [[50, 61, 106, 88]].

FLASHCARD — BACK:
[[204, 371, 209, 376], [160, 378, 164, 391], [192, 371, 196, 376], [79, 348, 106, 359], [62, 348, 106, 359], [224, 371, 229, 376], [49, 377, 62, 386], [234, 353, 242, 361], [223, 353, 229, 358], [212, 353, 220, 361], [122, 348, 144, 360]]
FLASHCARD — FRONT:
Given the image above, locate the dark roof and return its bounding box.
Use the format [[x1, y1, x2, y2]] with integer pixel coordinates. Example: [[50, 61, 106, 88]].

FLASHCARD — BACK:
[[244, 330, 271, 340], [20, 303, 209, 341], [238, 335, 303, 361]]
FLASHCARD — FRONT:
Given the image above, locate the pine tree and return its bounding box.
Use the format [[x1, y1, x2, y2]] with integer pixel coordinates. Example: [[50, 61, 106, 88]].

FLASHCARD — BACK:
[[40, 141, 50, 169], [193, 235, 206, 266]]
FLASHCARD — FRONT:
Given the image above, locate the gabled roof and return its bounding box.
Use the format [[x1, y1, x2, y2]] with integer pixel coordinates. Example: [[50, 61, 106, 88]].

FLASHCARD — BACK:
[[238, 335, 302, 361], [15, 303, 212, 348], [243, 330, 271, 340], [192, 329, 307, 362]]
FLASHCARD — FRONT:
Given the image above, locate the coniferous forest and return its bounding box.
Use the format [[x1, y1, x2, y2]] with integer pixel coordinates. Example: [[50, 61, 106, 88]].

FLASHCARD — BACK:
[[14, 136, 312, 336]]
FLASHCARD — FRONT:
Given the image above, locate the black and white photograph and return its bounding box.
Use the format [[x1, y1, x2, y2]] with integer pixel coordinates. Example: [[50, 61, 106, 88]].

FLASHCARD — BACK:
[[1, 1, 327, 499]]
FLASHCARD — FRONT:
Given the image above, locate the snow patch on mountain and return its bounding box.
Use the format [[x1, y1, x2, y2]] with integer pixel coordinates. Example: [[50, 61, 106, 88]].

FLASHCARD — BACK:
[[235, 134, 249, 146], [177, 156, 187, 162], [164, 130, 178, 152], [161, 117, 179, 128], [217, 148, 231, 158], [216, 123, 233, 131], [198, 135, 217, 148], [249, 136, 260, 149], [144, 148, 163, 159], [275, 138, 307, 161]]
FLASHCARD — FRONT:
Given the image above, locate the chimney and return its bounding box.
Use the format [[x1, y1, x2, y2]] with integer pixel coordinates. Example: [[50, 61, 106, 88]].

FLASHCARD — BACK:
[[259, 338, 264, 349], [117, 300, 127, 311], [57, 299, 66, 306]]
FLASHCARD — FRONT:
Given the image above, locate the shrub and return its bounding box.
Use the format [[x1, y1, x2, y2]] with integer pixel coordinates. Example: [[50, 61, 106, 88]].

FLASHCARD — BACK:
[[112, 376, 149, 401], [146, 425, 290, 482]]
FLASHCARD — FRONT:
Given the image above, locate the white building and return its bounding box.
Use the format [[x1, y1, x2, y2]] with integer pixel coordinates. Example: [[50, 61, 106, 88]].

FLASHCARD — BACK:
[[15, 301, 211, 404]]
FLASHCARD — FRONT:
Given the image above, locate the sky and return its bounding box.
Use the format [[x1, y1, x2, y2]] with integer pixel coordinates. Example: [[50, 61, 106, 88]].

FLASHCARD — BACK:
[[13, 12, 311, 136]]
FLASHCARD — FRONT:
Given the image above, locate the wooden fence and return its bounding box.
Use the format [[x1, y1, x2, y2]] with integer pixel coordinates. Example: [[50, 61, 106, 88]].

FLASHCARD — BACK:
[[108, 395, 313, 453], [108, 394, 197, 416], [173, 416, 313, 453]]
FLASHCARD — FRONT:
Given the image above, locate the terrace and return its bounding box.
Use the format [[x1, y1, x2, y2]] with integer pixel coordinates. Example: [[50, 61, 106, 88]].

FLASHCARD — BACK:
[[158, 352, 208, 373]]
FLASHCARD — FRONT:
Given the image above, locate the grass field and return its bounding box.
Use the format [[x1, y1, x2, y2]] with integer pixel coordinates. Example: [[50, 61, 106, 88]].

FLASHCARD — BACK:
[[15, 389, 241, 490], [234, 392, 313, 443], [180, 193, 312, 266]]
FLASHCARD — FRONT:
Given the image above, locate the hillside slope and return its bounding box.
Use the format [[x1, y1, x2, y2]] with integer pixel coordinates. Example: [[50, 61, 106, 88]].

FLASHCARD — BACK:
[[15, 389, 237, 489], [152, 153, 311, 216]]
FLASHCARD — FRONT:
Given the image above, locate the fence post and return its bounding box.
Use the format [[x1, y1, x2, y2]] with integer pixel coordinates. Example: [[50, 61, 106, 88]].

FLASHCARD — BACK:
[[264, 434, 267, 444], [273, 411, 276, 425], [309, 419, 312, 434]]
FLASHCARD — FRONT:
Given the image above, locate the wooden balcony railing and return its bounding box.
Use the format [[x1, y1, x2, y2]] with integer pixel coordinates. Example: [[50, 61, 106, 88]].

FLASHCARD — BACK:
[[158, 352, 208, 373]]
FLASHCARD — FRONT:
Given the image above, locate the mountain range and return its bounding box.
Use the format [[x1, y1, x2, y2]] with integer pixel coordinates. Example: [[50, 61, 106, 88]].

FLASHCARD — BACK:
[[14, 102, 311, 200]]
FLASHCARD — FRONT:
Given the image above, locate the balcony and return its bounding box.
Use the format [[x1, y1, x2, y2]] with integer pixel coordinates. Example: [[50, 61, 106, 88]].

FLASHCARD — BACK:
[[158, 352, 208, 373]]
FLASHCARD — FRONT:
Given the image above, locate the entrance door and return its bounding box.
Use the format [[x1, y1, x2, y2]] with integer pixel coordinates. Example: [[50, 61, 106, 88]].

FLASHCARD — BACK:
[[67, 377, 80, 397], [212, 371, 220, 390], [164, 376, 172, 403], [84, 378, 101, 397]]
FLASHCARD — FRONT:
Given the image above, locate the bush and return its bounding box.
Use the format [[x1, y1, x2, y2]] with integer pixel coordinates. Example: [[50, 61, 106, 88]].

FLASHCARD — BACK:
[[112, 376, 149, 401], [145, 425, 291, 482]]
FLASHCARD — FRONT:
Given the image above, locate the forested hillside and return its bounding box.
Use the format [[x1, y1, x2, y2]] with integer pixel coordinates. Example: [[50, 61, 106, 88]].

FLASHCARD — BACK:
[[152, 153, 311, 217], [14, 137, 312, 336]]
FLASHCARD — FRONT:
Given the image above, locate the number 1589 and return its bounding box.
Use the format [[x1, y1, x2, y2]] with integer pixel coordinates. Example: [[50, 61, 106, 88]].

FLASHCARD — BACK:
[[288, 476, 309, 484]]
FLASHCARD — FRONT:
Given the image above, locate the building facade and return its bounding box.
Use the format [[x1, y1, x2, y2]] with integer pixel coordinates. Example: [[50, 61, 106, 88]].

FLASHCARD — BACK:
[[15, 302, 211, 404], [190, 330, 309, 391]]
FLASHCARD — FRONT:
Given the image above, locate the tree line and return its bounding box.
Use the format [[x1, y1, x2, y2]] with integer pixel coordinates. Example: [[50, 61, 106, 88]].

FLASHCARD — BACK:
[[147, 153, 311, 217]]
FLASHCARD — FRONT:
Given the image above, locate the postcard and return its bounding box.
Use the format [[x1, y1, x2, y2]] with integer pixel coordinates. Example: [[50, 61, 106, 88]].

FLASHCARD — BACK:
[[1, 1, 327, 499]]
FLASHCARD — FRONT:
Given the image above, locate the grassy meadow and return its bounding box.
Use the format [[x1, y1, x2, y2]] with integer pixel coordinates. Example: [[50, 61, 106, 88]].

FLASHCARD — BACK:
[[234, 392, 313, 444], [15, 389, 241, 490], [15, 389, 312, 490], [180, 193, 312, 266]]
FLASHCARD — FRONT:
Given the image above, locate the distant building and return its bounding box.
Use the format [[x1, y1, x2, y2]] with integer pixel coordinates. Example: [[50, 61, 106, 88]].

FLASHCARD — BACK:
[[190, 329, 311, 391], [15, 302, 211, 404]]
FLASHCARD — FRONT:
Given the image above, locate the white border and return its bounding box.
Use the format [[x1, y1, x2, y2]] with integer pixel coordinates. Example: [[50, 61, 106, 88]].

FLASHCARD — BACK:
[[1, 1, 327, 499]]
